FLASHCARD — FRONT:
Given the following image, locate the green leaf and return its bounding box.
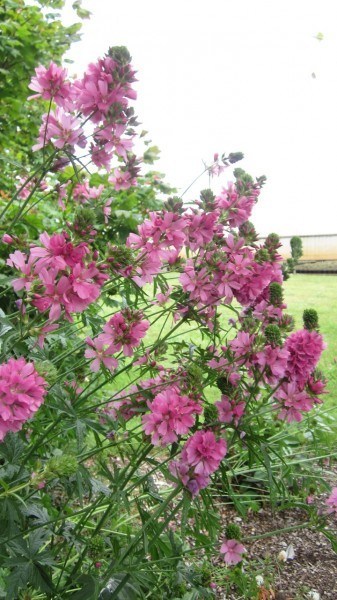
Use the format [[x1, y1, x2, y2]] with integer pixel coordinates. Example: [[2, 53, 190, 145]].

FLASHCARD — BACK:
[[71, 574, 99, 599]]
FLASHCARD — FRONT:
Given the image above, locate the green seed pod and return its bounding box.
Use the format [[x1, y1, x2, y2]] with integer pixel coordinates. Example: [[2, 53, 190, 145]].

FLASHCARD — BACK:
[[264, 324, 282, 347], [44, 455, 78, 480], [225, 523, 242, 540], [88, 535, 105, 559], [303, 308, 319, 331], [269, 282, 284, 306]]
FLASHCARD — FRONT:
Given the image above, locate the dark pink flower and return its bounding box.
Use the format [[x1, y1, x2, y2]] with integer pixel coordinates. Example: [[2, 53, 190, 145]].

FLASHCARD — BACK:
[[285, 329, 325, 387], [184, 430, 227, 476], [101, 309, 149, 356], [28, 62, 74, 109], [275, 381, 314, 422], [0, 357, 47, 440], [142, 387, 202, 446]]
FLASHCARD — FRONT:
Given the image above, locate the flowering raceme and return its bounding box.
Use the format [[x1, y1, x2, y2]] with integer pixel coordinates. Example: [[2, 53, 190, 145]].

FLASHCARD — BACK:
[[29, 49, 137, 173], [0, 358, 47, 440], [0, 44, 332, 600]]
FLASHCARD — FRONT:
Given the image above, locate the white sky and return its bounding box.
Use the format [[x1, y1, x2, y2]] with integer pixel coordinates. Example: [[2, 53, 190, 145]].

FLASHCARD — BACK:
[[61, 0, 337, 236]]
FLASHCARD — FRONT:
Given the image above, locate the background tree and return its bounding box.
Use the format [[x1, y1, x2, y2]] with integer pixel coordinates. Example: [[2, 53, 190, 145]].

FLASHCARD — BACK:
[[0, 0, 89, 192], [287, 235, 303, 273]]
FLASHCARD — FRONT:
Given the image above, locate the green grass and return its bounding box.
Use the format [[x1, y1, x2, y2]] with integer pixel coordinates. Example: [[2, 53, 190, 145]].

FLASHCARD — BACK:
[[283, 274, 337, 409], [102, 274, 337, 419]]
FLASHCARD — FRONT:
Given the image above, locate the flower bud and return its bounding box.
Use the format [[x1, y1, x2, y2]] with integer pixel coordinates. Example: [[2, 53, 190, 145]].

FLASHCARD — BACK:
[[269, 282, 283, 306], [88, 534, 105, 559], [303, 308, 319, 331], [228, 151, 244, 164], [225, 523, 242, 541], [44, 454, 78, 480], [264, 324, 282, 347], [2, 234, 14, 244], [239, 221, 258, 243]]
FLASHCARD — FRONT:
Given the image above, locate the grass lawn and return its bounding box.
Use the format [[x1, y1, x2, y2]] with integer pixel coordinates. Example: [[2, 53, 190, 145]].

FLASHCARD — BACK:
[[103, 274, 337, 425], [283, 274, 337, 410]]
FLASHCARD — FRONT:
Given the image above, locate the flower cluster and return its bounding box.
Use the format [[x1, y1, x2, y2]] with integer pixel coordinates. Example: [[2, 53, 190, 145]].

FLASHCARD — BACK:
[[7, 231, 107, 323], [85, 308, 149, 372], [29, 49, 137, 178], [142, 387, 202, 446], [0, 358, 47, 440], [169, 430, 227, 496]]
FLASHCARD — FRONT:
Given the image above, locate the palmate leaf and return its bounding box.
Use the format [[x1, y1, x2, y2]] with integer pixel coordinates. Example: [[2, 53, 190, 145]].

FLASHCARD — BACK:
[[22, 504, 51, 527], [5, 530, 55, 596], [0, 432, 25, 466], [6, 561, 54, 597]]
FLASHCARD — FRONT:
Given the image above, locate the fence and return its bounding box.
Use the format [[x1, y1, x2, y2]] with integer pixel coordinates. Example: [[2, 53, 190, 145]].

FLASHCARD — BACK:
[[260, 234, 337, 262]]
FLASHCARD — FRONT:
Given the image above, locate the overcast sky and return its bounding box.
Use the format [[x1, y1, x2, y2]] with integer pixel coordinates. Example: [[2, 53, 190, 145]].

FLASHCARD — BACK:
[[62, 0, 337, 236]]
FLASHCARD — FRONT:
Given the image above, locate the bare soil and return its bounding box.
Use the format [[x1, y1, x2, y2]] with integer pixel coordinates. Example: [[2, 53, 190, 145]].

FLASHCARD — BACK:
[[213, 477, 337, 599]]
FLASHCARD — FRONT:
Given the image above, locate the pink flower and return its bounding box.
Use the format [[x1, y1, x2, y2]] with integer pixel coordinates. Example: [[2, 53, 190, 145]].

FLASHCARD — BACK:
[[30, 232, 88, 273], [103, 198, 112, 223], [184, 211, 217, 251], [215, 181, 258, 227], [229, 331, 255, 365], [254, 345, 289, 384], [180, 261, 215, 305], [32, 270, 71, 321], [275, 381, 314, 422], [7, 250, 36, 292], [184, 430, 227, 476], [108, 168, 134, 190], [101, 309, 149, 357], [169, 430, 226, 495], [285, 329, 325, 387], [33, 108, 86, 151], [85, 336, 118, 372], [216, 396, 245, 426], [73, 182, 104, 203], [94, 123, 134, 159], [142, 388, 202, 446], [0, 357, 47, 441], [90, 143, 113, 170], [28, 62, 74, 109], [220, 539, 246, 565], [325, 488, 337, 514]]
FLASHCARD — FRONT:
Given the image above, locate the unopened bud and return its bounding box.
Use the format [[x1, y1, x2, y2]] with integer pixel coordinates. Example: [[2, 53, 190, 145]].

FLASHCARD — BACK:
[[303, 308, 319, 331]]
